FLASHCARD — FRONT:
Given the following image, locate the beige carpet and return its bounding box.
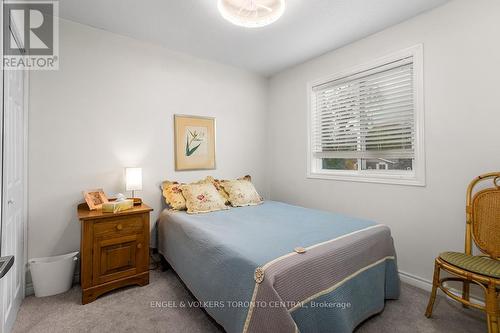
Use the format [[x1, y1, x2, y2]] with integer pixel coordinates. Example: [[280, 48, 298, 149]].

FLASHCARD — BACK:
[[13, 269, 486, 333]]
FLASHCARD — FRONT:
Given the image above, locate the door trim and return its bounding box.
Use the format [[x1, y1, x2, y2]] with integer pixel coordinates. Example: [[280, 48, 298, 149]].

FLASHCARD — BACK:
[[0, 0, 4, 255], [22, 54, 29, 302], [0, 3, 29, 330]]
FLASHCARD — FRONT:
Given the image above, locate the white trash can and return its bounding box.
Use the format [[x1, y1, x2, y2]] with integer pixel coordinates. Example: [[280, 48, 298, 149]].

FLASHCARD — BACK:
[[29, 252, 79, 297]]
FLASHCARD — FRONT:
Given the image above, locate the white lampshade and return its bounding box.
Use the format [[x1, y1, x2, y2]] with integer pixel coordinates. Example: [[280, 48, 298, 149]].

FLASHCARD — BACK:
[[125, 167, 142, 191]]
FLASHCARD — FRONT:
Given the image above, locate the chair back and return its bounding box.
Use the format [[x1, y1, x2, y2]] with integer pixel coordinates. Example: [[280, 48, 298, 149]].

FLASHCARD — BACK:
[[466, 172, 500, 259]]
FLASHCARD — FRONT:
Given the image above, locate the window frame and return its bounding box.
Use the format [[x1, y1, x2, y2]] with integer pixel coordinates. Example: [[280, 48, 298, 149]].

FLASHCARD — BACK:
[[306, 45, 426, 186]]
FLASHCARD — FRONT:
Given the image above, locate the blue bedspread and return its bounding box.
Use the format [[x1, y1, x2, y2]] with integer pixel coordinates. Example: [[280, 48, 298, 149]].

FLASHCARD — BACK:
[[158, 201, 399, 333]]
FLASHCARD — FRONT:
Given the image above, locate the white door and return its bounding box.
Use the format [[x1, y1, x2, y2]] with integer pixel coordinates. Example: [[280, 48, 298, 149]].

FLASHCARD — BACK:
[[0, 28, 26, 333]]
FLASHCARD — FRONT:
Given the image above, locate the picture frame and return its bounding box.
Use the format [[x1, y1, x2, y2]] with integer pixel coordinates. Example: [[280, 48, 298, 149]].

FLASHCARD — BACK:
[[174, 114, 216, 171], [83, 189, 109, 210]]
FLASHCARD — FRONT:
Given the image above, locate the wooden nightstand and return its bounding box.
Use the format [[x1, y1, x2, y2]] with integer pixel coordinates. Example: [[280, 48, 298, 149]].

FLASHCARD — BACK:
[[77, 202, 153, 304]]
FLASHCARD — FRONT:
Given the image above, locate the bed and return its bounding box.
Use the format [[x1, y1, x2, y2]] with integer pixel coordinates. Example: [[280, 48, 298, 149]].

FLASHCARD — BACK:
[[158, 201, 399, 333]]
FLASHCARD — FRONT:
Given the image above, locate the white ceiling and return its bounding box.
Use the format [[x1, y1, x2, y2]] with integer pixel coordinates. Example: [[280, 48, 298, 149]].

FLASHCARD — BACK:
[[59, 0, 449, 76]]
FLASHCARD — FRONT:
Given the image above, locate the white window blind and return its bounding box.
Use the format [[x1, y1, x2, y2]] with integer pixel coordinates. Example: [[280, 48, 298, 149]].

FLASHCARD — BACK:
[[311, 57, 415, 159]]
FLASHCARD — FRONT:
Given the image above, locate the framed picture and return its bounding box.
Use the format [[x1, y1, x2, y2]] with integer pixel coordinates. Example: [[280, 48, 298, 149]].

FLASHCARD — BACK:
[[83, 189, 109, 210], [174, 115, 216, 171]]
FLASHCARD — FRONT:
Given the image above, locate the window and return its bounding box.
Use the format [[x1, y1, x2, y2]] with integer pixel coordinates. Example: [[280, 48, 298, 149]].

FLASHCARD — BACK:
[[307, 45, 425, 186]]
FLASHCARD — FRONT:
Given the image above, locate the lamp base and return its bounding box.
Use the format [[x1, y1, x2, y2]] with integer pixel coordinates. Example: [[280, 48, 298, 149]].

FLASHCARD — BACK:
[[128, 198, 143, 206]]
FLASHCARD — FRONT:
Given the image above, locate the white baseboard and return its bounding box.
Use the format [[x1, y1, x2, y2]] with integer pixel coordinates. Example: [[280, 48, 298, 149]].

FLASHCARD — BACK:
[[399, 270, 485, 306], [399, 270, 433, 292], [25, 273, 80, 297]]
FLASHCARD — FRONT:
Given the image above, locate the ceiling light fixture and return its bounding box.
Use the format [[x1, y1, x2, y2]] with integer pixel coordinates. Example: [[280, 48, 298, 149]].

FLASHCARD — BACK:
[[217, 0, 286, 28]]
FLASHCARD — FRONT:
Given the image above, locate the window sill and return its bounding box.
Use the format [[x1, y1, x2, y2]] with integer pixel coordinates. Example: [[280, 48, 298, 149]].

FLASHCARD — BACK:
[[307, 171, 425, 186]]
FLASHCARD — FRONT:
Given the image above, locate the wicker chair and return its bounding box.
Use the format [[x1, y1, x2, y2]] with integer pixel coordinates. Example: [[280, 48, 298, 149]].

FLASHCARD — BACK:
[[425, 172, 500, 333]]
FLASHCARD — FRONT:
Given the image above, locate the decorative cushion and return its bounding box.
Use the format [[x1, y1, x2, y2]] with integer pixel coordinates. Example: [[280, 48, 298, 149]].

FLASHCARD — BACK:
[[439, 251, 500, 278], [205, 175, 253, 205], [180, 183, 229, 214], [206, 176, 230, 204], [161, 178, 212, 210], [220, 178, 263, 207], [239, 175, 252, 182], [161, 181, 187, 210]]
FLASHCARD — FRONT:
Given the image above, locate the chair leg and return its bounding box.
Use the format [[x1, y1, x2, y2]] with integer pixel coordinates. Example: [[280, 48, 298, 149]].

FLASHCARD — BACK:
[[486, 283, 499, 333], [425, 260, 441, 318], [462, 281, 470, 308]]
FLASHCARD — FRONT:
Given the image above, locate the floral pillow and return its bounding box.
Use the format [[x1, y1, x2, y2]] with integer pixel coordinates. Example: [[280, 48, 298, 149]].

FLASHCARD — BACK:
[[206, 175, 253, 205], [180, 183, 229, 214], [161, 181, 186, 210], [220, 179, 263, 207], [161, 178, 212, 210], [205, 176, 230, 204]]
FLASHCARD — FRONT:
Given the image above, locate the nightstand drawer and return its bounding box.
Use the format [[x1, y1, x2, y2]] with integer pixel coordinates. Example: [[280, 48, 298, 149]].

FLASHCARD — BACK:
[[93, 215, 144, 237]]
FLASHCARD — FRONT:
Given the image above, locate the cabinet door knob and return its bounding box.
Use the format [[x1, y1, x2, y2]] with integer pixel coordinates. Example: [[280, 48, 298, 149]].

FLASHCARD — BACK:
[[137, 243, 142, 249], [116, 224, 123, 231]]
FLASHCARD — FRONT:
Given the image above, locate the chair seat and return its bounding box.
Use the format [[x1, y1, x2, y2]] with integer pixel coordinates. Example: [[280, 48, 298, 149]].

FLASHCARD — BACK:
[[439, 252, 500, 279]]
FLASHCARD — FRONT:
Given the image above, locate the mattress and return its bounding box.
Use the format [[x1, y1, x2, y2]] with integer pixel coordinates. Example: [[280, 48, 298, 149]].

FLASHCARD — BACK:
[[158, 201, 399, 333]]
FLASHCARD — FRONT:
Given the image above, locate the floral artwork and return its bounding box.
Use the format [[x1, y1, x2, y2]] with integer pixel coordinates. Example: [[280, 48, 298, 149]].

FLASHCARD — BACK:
[[174, 115, 216, 170], [185, 127, 207, 157]]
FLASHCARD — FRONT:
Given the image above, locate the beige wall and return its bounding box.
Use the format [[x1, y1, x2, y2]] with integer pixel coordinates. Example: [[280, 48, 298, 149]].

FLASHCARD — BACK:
[[28, 19, 269, 259], [267, 0, 500, 287]]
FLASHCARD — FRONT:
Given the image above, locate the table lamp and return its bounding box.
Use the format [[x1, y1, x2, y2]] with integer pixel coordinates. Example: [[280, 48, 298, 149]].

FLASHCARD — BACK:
[[125, 167, 142, 205]]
